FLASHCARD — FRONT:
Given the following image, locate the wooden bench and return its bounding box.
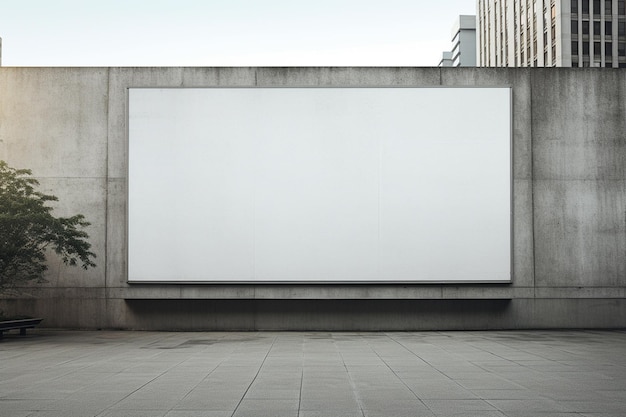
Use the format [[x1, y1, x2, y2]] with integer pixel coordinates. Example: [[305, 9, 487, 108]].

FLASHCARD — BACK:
[[0, 318, 43, 338]]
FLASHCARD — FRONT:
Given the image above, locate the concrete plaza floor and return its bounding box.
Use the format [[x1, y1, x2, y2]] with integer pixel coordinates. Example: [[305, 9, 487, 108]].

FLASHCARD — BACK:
[[0, 330, 625, 417]]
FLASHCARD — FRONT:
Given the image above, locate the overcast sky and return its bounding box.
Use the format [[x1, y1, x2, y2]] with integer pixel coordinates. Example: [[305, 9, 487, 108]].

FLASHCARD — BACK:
[[0, 0, 476, 67]]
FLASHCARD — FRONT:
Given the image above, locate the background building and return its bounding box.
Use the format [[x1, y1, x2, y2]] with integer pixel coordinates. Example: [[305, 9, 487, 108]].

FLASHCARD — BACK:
[[452, 15, 478, 66], [478, 0, 626, 67], [439, 15, 477, 67], [438, 51, 454, 66]]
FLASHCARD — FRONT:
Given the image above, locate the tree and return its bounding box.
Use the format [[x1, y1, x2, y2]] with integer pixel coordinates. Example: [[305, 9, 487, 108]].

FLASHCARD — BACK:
[[0, 160, 96, 293]]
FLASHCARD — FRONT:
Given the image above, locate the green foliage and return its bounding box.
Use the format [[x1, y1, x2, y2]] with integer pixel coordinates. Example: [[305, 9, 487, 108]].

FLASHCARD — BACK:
[[0, 160, 96, 292]]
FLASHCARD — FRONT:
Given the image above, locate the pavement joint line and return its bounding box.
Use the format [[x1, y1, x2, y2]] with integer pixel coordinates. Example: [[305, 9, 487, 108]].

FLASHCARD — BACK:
[[337, 335, 366, 417], [173, 359, 221, 408], [298, 337, 304, 416], [229, 333, 278, 417]]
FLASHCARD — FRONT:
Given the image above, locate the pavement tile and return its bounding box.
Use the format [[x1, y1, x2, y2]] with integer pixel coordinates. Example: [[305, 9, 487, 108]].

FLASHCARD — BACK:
[[422, 399, 498, 413], [355, 389, 419, 401], [173, 396, 241, 411], [597, 390, 626, 399], [244, 388, 301, 399], [364, 409, 436, 417], [487, 398, 574, 412], [407, 386, 478, 400], [299, 398, 361, 410], [235, 398, 300, 411], [164, 412, 232, 417], [298, 412, 363, 417], [558, 401, 626, 413], [0, 412, 32, 417], [109, 398, 181, 410], [361, 399, 432, 412], [455, 377, 525, 390], [429, 412, 507, 417], [470, 389, 542, 400], [0, 399, 56, 411], [503, 413, 590, 417], [97, 411, 168, 417], [28, 412, 108, 417], [233, 410, 298, 417], [580, 414, 626, 417]]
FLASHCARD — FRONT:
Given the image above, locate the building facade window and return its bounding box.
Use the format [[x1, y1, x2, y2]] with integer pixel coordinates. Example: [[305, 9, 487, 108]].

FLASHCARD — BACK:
[[593, 0, 601, 15], [477, 0, 626, 67]]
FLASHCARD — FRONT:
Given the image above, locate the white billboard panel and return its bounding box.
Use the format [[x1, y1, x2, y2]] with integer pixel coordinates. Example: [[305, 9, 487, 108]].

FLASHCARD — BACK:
[[128, 87, 511, 283]]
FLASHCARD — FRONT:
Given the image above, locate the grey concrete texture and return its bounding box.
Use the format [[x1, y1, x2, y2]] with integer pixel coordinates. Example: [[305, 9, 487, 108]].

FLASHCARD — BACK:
[[0, 67, 625, 330], [3, 298, 625, 331], [1, 330, 626, 417], [0, 68, 109, 178], [530, 69, 626, 289]]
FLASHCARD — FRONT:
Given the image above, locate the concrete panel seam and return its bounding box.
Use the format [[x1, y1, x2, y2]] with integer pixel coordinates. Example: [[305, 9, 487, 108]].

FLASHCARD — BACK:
[[104, 67, 110, 328], [530, 71, 537, 299]]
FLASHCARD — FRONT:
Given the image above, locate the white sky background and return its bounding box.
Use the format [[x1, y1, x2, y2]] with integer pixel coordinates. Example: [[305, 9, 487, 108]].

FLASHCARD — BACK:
[[0, 0, 476, 67]]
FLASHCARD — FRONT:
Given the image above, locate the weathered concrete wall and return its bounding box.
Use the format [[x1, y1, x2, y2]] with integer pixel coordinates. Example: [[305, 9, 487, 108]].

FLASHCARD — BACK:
[[0, 67, 624, 330]]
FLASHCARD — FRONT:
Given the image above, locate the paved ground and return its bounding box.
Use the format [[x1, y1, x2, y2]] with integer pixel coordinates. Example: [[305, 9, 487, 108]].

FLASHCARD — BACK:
[[0, 330, 625, 417]]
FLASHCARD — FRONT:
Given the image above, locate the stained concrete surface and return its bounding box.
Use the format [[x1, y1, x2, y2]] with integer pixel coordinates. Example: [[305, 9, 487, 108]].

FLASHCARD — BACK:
[[1, 330, 625, 417], [1, 67, 625, 329]]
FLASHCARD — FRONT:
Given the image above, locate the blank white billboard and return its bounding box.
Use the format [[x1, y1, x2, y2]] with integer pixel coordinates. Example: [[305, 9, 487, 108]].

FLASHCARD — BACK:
[[128, 87, 511, 283]]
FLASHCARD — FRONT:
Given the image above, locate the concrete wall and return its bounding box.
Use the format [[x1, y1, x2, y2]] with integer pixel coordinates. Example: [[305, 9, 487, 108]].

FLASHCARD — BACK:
[[0, 67, 624, 330]]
